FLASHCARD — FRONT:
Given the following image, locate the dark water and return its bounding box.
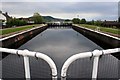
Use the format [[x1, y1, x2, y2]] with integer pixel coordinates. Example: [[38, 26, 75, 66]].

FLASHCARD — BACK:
[[2, 28, 118, 78]]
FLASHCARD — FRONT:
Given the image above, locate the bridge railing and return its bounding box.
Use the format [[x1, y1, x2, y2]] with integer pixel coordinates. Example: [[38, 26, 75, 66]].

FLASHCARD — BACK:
[[0, 47, 57, 80], [61, 48, 120, 80], [0, 47, 120, 79]]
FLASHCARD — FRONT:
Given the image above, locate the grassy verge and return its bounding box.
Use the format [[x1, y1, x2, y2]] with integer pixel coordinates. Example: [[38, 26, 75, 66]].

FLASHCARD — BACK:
[[0, 24, 42, 35], [78, 24, 120, 35]]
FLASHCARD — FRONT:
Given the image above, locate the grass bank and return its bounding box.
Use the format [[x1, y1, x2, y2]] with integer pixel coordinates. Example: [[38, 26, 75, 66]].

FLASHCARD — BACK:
[[0, 24, 42, 35], [78, 24, 120, 35]]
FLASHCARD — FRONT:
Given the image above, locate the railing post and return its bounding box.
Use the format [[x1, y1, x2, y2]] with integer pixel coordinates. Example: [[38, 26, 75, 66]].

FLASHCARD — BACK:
[[23, 56, 31, 79], [92, 56, 99, 80], [92, 50, 102, 80]]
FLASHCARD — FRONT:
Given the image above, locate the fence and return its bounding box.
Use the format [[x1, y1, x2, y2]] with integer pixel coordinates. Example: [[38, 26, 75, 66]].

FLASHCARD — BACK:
[[0, 47, 120, 80]]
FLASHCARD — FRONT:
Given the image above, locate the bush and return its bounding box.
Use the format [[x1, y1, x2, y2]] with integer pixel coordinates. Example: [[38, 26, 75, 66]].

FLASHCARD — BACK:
[[72, 18, 80, 24], [6, 18, 27, 27], [94, 20, 102, 26], [80, 18, 86, 24]]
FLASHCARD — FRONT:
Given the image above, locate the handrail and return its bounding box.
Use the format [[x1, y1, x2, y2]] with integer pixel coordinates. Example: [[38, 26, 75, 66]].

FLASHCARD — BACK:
[[0, 47, 57, 80], [0, 47, 119, 79], [61, 48, 120, 79]]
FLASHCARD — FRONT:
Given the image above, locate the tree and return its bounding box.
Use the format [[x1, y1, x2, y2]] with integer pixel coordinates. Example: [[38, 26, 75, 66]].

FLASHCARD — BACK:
[[32, 12, 43, 24], [72, 18, 80, 24], [80, 18, 86, 24]]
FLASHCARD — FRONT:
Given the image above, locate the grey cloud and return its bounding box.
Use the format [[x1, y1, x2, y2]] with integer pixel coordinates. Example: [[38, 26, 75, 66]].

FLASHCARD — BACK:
[[60, 2, 117, 15], [2, 2, 118, 20]]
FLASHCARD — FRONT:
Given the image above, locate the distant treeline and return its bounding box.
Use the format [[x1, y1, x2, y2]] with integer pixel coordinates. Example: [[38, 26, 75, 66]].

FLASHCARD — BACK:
[[2, 11, 120, 29], [2, 12, 44, 28], [72, 18, 120, 28]]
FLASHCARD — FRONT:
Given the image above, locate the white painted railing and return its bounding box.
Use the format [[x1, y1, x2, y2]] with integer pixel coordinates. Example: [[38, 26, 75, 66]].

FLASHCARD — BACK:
[[0, 47, 120, 80], [0, 47, 57, 80], [61, 48, 120, 80]]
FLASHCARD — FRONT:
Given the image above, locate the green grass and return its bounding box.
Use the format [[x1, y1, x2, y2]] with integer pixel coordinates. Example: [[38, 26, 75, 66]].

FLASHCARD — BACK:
[[79, 24, 120, 35], [0, 24, 41, 35]]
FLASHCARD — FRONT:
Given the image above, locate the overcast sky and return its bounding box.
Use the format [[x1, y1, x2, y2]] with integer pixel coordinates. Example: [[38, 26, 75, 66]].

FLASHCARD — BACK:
[[1, 1, 120, 21]]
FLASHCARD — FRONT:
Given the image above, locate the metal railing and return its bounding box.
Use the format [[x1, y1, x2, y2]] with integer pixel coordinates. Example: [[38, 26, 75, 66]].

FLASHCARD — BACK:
[[0, 47, 57, 80], [0, 47, 120, 80], [61, 48, 120, 80]]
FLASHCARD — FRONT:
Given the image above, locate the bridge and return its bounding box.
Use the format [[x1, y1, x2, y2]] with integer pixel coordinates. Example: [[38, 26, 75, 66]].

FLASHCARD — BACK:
[[47, 22, 72, 27]]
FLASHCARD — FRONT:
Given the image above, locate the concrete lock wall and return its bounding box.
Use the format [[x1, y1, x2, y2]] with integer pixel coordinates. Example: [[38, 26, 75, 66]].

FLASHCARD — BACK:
[[1, 25, 48, 48], [72, 25, 120, 48]]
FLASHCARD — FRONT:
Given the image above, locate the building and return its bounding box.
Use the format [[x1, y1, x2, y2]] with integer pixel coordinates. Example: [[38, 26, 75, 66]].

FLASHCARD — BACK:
[[102, 21, 120, 28]]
